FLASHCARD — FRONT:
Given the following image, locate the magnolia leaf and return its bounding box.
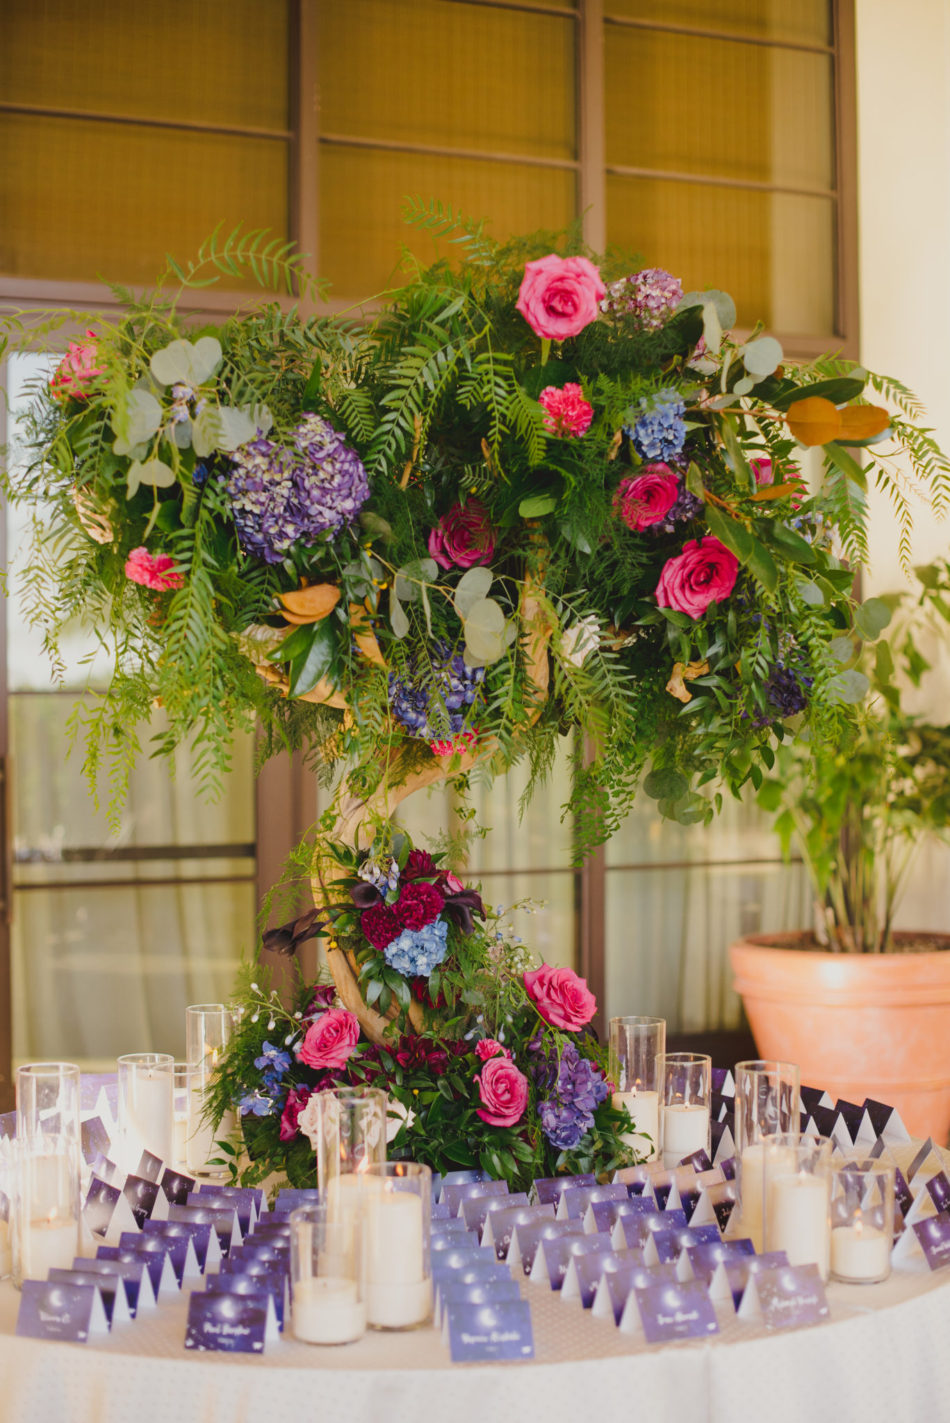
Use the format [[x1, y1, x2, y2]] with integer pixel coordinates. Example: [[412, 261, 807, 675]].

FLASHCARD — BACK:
[[453, 566, 493, 618], [705, 503, 754, 562], [741, 335, 783, 378], [855, 596, 892, 641], [113, 389, 162, 454], [519, 494, 558, 518], [786, 396, 842, 446], [127, 458, 175, 497], [837, 403, 890, 441], [766, 521, 818, 566], [828, 668, 870, 705], [150, 335, 222, 387], [288, 619, 337, 697], [771, 376, 866, 412]]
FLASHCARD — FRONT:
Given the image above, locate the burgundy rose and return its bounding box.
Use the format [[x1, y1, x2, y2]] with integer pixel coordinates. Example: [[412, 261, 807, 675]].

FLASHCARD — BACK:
[[395, 881, 444, 931], [403, 849, 438, 881], [306, 984, 337, 1014], [361, 903, 401, 950], [297, 1007, 360, 1070], [475, 1057, 529, 1128], [279, 1086, 311, 1142], [428, 499, 496, 571], [516, 255, 606, 341], [523, 963, 597, 1031], [655, 536, 739, 620], [394, 1035, 450, 1075], [410, 976, 448, 1009]]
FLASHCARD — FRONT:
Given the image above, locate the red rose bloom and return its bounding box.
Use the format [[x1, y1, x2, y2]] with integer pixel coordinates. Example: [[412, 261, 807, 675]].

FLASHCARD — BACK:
[[361, 903, 401, 950], [395, 881, 444, 930]]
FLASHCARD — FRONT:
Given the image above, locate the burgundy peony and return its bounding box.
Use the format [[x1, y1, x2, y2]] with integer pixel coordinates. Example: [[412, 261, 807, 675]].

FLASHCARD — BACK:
[[394, 1035, 450, 1074], [428, 499, 496, 571], [403, 849, 438, 881], [516, 255, 606, 341], [297, 1007, 360, 1070], [655, 536, 739, 620], [361, 903, 401, 950], [475, 1056, 529, 1127], [615, 466, 680, 531], [279, 1085, 311, 1141], [475, 1038, 511, 1061], [523, 963, 597, 1031], [395, 881, 444, 930]]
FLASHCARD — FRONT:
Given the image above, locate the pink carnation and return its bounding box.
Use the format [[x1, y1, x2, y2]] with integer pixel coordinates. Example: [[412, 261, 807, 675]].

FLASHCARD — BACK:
[[538, 383, 594, 438], [655, 536, 739, 620], [428, 499, 496, 571], [124, 547, 184, 591], [50, 331, 103, 401], [475, 1056, 528, 1128], [616, 466, 680, 531], [475, 1039, 510, 1061], [516, 255, 605, 342], [431, 730, 478, 757], [523, 963, 597, 1032], [297, 1008, 360, 1071]]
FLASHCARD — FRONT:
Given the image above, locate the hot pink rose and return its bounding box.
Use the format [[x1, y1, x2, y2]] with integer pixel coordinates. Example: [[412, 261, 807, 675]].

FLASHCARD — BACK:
[[124, 546, 184, 591], [616, 467, 680, 531], [298, 1007, 360, 1070], [474, 1038, 511, 1061], [516, 255, 606, 341], [751, 457, 773, 486], [523, 964, 596, 1031], [50, 331, 103, 401], [655, 536, 739, 620], [538, 383, 594, 437], [475, 1056, 528, 1127], [428, 499, 496, 571]]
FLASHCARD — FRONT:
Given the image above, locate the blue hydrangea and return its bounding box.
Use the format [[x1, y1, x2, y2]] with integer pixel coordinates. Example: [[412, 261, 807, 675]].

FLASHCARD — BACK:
[[627, 388, 686, 462], [254, 1040, 292, 1075], [384, 917, 449, 977]]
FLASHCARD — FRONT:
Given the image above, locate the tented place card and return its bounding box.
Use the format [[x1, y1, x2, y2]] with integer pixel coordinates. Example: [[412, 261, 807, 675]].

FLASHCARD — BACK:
[[893, 1211, 950, 1270], [160, 1169, 196, 1206], [629, 1280, 719, 1344], [530, 1231, 613, 1289], [144, 1218, 218, 1273], [907, 1139, 944, 1186], [593, 1261, 677, 1325], [644, 1224, 720, 1266], [206, 1272, 286, 1330], [123, 1175, 166, 1229], [16, 1280, 111, 1342], [97, 1244, 176, 1300], [532, 1174, 596, 1207], [483, 1204, 554, 1261], [461, 1192, 528, 1238], [185, 1291, 277, 1353], [507, 1219, 583, 1275], [83, 1177, 138, 1242], [441, 1179, 509, 1217], [47, 1267, 132, 1327], [444, 1300, 534, 1363], [80, 1117, 110, 1165], [436, 1278, 521, 1328], [70, 1254, 156, 1316], [561, 1247, 644, 1308], [708, 1252, 790, 1308], [737, 1263, 829, 1329]]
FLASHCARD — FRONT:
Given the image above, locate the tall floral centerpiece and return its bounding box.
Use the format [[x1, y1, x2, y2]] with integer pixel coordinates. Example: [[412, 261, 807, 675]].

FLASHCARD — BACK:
[[4, 209, 948, 1180]]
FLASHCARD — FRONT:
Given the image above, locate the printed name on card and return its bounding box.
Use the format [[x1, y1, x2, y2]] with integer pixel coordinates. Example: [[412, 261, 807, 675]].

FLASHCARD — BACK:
[[185, 1291, 277, 1353], [631, 1280, 719, 1344], [738, 1263, 829, 1328], [446, 1300, 534, 1363], [436, 1278, 521, 1328], [16, 1280, 110, 1342], [892, 1210, 950, 1270]]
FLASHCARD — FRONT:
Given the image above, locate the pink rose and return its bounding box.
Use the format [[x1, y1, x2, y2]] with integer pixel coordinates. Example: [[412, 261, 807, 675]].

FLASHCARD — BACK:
[[475, 1056, 528, 1127], [523, 964, 596, 1031], [428, 499, 496, 571], [50, 330, 103, 401], [655, 536, 739, 620], [124, 546, 184, 591], [475, 1038, 510, 1061], [538, 383, 594, 437], [298, 1007, 360, 1071], [616, 467, 680, 531], [516, 255, 606, 341], [751, 457, 773, 486]]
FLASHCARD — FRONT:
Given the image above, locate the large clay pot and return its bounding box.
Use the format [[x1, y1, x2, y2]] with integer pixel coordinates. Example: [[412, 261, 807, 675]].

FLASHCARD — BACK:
[[730, 933, 950, 1142]]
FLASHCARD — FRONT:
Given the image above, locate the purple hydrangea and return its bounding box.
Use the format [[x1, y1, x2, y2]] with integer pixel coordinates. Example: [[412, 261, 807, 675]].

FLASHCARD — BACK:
[[764, 662, 812, 719], [601, 268, 684, 330], [627, 389, 687, 463], [389, 640, 485, 740], [384, 918, 449, 977], [224, 414, 369, 564], [650, 479, 705, 534], [537, 1042, 610, 1152]]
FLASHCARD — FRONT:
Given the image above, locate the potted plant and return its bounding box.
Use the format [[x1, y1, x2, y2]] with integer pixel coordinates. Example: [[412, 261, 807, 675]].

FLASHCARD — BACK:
[[731, 559, 950, 1137]]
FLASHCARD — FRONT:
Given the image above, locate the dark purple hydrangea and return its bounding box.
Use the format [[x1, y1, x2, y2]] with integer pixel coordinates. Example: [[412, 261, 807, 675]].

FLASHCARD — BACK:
[[537, 1042, 610, 1152], [650, 480, 705, 534], [601, 268, 684, 330], [223, 414, 369, 564], [765, 662, 812, 718], [626, 389, 686, 463], [388, 640, 485, 740]]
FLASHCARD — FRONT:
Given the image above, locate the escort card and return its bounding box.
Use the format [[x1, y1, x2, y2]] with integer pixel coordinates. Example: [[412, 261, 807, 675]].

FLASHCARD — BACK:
[[136, 1150, 164, 1184], [893, 1211, 950, 1270], [562, 1247, 644, 1308], [719, 1157, 737, 1181], [198, 1183, 263, 1221], [248, 1221, 292, 1243], [926, 1172, 950, 1213], [97, 1243, 177, 1300], [482, 1204, 554, 1260], [228, 1241, 291, 1274], [737, 1263, 829, 1329], [436, 1278, 521, 1328], [185, 1290, 276, 1353], [441, 1179, 509, 1217], [868, 1099, 910, 1145], [592, 1261, 676, 1325], [122, 1226, 199, 1284], [124, 1174, 165, 1229], [644, 1224, 720, 1267], [429, 1246, 498, 1278], [71, 1254, 155, 1316], [620, 1208, 689, 1251], [507, 1218, 583, 1276], [194, 1191, 254, 1236], [144, 1217, 217, 1273], [530, 1231, 614, 1290], [610, 1165, 651, 1191], [461, 1192, 529, 1239], [206, 1270, 286, 1329], [273, 1188, 320, 1212], [431, 1217, 471, 1236], [556, 1184, 628, 1221], [16, 1279, 110, 1342], [431, 1201, 452, 1221], [160, 1168, 196, 1206], [691, 1180, 736, 1234], [709, 1251, 790, 1308], [908, 1138, 944, 1186], [168, 1202, 241, 1256], [432, 1263, 513, 1311], [48, 1267, 131, 1327], [220, 1256, 291, 1321], [440, 1169, 491, 1190], [629, 1280, 719, 1344], [531, 1173, 596, 1207], [84, 1176, 140, 1244], [683, 1238, 755, 1285], [81, 1116, 110, 1165], [445, 1300, 534, 1363], [894, 1166, 914, 1219], [432, 1230, 479, 1252], [834, 1099, 870, 1144], [680, 1148, 713, 1173], [585, 1196, 655, 1236], [800, 1085, 834, 1113]]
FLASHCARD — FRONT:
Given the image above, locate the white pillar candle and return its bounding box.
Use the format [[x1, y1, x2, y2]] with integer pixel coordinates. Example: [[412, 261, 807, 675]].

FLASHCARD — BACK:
[[661, 1102, 709, 1167], [173, 1113, 189, 1172], [186, 1075, 235, 1176], [364, 1189, 430, 1328], [766, 1172, 830, 1280], [0, 1219, 11, 1278], [740, 1142, 793, 1251], [830, 1219, 890, 1283], [122, 1069, 173, 1167], [19, 1216, 79, 1280], [612, 1089, 660, 1162], [292, 1276, 367, 1344]]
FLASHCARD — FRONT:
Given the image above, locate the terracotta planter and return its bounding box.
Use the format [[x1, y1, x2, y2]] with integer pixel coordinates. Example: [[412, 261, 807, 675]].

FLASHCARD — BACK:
[[730, 933, 950, 1143]]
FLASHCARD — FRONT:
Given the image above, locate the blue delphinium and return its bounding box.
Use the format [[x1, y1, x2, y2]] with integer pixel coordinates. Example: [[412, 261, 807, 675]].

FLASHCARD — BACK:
[[627, 388, 686, 462], [239, 1090, 275, 1117], [254, 1040, 292, 1076], [538, 1042, 610, 1151], [384, 918, 449, 977], [388, 639, 485, 740]]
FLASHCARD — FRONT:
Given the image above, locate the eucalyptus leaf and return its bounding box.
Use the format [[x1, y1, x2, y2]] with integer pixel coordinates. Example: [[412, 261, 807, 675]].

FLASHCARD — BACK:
[[854, 596, 892, 641], [828, 635, 855, 663], [732, 377, 755, 397], [216, 405, 258, 452], [741, 335, 783, 377], [113, 389, 162, 454], [643, 767, 689, 801], [463, 597, 507, 661], [150, 336, 222, 387], [453, 566, 493, 618], [127, 458, 175, 496], [794, 579, 826, 607], [172, 419, 192, 449], [828, 668, 870, 705], [191, 406, 223, 458], [390, 597, 410, 639]]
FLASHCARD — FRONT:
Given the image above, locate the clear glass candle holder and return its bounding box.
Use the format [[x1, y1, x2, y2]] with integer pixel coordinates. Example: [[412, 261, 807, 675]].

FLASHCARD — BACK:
[[290, 1203, 367, 1345], [830, 1158, 894, 1284], [0, 1140, 13, 1280], [608, 1016, 666, 1162], [315, 1088, 388, 1207], [360, 1161, 432, 1330], [12, 1063, 82, 1289], [185, 1004, 233, 1177], [657, 1051, 711, 1168], [117, 1052, 174, 1169], [734, 1059, 800, 1250], [172, 1062, 190, 1171], [762, 1132, 833, 1281]]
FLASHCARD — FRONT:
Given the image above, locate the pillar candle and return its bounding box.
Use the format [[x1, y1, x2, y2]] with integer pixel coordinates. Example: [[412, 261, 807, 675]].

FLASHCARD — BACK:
[[19, 1215, 79, 1280], [364, 1189, 430, 1328], [830, 1218, 890, 1283], [292, 1276, 367, 1344], [766, 1171, 830, 1280], [123, 1068, 173, 1167], [612, 1089, 660, 1162], [661, 1102, 709, 1167]]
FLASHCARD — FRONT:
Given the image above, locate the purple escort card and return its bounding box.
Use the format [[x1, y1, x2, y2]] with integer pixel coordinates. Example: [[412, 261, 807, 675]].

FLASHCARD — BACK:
[[864, 1097, 910, 1145], [461, 1192, 529, 1238], [431, 1201, 452, 1221], [531, 1173, 596, 1207], [228, 1242, 291, 1277], [633, 1280, 719, 1344], [195, 1191, 254, 1236], [168, 1202, 240, 1256], [737, 1263, 829, 1329], [683, 1238, 755, 1286], [926, 1172, 950, 1214], [593, 1262, 677, 1326], [144, 1217, 217, 1273], [556, 1183, 628, 1221], [185, 1290, 277, 1353], [121, 1227, 199, 1285], [483, 1204, 554, 1260], [644, 1224, 721, 1267], [531, 1231, 614, 1289], [248, 1222, 292, 1243], [430, 1247, 498, 1280], [48, 1268, 131, 1328], [160, 1168, 196, 1206], [432, 1230, 479, 1252], [441, 1179, 509, 1217], [274, 1188, 320, 1212], [586, 1197, 655, 1235], [124, 1175, 164, 1229], [436, 1278, 521, 1329], [70, 1254, 155, 1316], [432, 1263, 513, 1318], [221, 1256, 290, 1320], [562, 1247, 644, 1308], [16, 1280, 110, 1343], [507, 1218, 583, 1276], [618, 1208, 688, 1252], [711, 1252, 790, 1309], [136, 1150, 164, 1184], [434, 1216, 477, 1238], [445, 1300, 534, 1363], [909, 1211, 950, 1270], [84, 1176, 140, 1243], [97, 1243, 176, 1299], [680, 1148, 713, 1173], [198, 1183, 264, 1216], [80, 1116, 110, 1165], [800, 1085, 833, 1113], [206, 1271, 286, 1330]]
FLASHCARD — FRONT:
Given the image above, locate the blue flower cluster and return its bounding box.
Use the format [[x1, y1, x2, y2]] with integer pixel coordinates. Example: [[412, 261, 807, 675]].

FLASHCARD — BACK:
[[239, 1039, 293, 1116], [627, 389, 686, 462], [388, 639, 485, 740], [359, 856, 400, 894], [537, 1042, 609, 1151], [384, 917, 449, 977]]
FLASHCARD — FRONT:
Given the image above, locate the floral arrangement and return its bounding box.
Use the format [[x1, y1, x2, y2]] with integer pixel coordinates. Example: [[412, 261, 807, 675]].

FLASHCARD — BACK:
[[210, 830, 634, 1191]]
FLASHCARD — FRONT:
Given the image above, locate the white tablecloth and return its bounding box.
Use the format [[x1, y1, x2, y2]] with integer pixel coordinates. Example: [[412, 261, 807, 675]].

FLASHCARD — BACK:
[[0, 1259, 948, 1423]]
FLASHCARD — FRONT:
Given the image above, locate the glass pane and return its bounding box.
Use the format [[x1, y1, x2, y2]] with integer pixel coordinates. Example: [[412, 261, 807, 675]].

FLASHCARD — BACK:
[[606, 30, 834, 189], [604, 1, 832, 46], [467, 740, 575, 872], [606, 176, 835, 334], [11, 882, 251, 1065], [0, 0, 290, 130], [604, 861, 812, 1031], [607, 792, 787, 866], [318, 0, 575, 160], [319, 147, 575, 301], [477, 871, 576, 970], [0, 115, 288, 285]]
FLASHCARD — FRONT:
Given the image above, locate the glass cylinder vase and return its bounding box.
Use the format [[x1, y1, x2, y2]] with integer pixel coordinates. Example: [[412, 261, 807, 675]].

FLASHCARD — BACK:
[[290, 1202, 367, 1344], [658, 1051, 711, 1168], [360, 1161, 432, 1330], [314, 1087, 389, 1212], [117, 1052, 174, 1170], [185, 1004, 234, 1177], [608, 1016, 666, 1162], [830, 1158, 894, 1284], [762, 1133, 833, 1280], [12, 1063, 82, 1288], [734, 1059, 800, 1250]]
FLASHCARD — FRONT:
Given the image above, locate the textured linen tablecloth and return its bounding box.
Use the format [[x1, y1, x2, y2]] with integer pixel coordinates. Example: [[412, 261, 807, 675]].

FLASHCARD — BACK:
[[0, 1261, 948, 1423]]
